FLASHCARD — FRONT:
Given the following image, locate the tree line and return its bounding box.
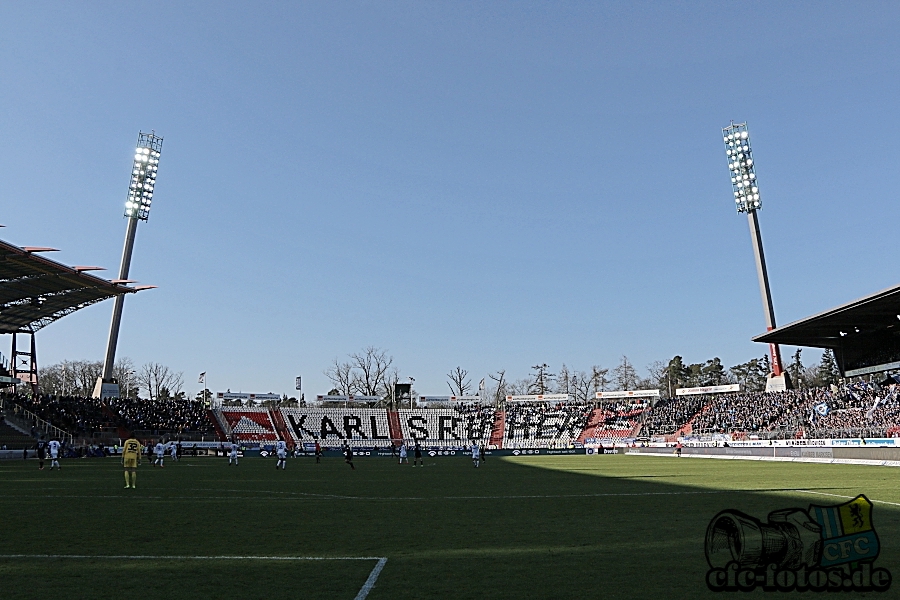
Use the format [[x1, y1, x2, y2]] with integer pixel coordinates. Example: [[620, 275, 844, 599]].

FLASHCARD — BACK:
[[37, 357, 185, 401], [325, 346, 843, 405]]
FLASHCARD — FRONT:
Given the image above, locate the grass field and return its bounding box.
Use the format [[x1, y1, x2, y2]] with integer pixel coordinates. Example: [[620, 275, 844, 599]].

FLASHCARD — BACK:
[[2, 453, 898, 599]]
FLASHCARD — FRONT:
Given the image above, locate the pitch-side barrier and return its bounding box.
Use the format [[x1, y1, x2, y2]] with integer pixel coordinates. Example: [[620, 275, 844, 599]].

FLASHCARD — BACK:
[[627, 438, 900, 466]]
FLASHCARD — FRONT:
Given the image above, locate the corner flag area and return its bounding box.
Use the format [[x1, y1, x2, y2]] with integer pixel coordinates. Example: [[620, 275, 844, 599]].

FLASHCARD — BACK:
[[2, 453, 899, 598]]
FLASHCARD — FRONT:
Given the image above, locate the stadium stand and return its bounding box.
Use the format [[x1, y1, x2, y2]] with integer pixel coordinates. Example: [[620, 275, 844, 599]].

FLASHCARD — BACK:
[[212, 408, 278, 442], [641, 396, 708, 436], [12, 394, 113, 436], [503, 401, 593, 448], [2, 382, 898, 449], [690, 389, 821, 434], [281, 408, 393, 447], [0, 416, 35, 449], [108, 396, 213, 435], [398, 405, 495, 446], [580, 401, 647, 441]]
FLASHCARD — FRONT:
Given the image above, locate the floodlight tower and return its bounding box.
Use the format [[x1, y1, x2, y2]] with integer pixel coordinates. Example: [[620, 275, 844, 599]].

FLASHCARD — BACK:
[[93, 132, 163, 399], [722, 122, 788, 390]]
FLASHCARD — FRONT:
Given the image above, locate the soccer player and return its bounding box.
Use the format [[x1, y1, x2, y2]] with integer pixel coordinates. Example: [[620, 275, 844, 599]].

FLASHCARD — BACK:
[[154, 440, 165, 467], [169, 441, 178, 462], [471, 442, 480, 468], [48, 438, 61, 470], [228, 439, 239, 466], [275, 439, 287, 470], [343, 444, 355, 470], [122, 435, 141, 488], [314, 440, 322, 464], [413, 441, 423, 467], [35, 436, 47, 470], [398, 441, 408, 465], [675, 440, 683, 457]]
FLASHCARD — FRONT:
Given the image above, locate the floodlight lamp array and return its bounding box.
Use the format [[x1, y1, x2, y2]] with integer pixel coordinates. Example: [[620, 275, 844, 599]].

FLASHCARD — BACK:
[[124, 132, 163, 220], [722, 123, 760, 213]]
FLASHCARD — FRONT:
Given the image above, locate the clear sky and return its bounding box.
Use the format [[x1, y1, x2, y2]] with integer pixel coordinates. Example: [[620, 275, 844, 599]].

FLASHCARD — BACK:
[[2, 2, 898, 398]]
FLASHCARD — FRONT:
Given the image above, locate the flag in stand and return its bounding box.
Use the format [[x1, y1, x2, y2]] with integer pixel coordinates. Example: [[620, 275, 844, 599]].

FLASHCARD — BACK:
[[198, 372, 206, 384], [479, 378, 485, 391]]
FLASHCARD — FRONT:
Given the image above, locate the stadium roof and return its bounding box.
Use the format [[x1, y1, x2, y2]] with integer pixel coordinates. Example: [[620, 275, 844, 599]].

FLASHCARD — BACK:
[[0, 237, 143, 334], [752, 283, 900, 349]]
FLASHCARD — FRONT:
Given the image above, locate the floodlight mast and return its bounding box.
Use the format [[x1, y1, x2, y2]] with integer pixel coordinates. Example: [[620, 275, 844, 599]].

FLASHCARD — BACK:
[[94, 132, 163, 399], [722, 122, 785, 380]]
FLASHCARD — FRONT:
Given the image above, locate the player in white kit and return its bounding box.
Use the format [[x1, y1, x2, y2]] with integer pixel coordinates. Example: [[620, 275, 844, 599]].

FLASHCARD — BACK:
[[471, 442, 480, 468], [398, 442, 408, 465], [169, 442, 178, 462], [154, 441, 165, 467], [275, 440, 287, 470], [228, 440, 239, 465], [48, 439, 61, 470]]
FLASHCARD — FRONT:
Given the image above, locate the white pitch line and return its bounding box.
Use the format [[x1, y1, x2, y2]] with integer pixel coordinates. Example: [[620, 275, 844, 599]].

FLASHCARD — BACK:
[[793, 489, 900, 508], [355, 557, 387, 600]]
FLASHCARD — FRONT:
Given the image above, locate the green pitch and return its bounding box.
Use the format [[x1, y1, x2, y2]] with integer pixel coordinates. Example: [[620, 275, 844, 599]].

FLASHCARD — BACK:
[[2, 454, 899, 599]]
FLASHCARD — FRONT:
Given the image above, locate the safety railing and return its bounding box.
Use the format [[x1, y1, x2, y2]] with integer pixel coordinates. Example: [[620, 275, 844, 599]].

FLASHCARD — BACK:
[[0, 397, 74, 445]]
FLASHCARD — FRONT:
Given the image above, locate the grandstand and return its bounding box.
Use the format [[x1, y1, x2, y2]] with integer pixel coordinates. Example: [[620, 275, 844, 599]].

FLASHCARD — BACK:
[[6, 381, 900, 452], [0, 236, 144, 394], [211, 407, 279, 443], [280, 408, 394, 447], [398, 404, 495, 446], [754, 282, 900, 378], [503, 401, 593, 449]]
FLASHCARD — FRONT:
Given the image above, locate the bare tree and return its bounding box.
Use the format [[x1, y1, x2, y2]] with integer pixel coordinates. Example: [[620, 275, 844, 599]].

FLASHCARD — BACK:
[[113, 357, 139, 399], [556, 364, 571, 395], [528, 363, 554, 395], [612, 356, 638, 390], [641, 360, 667, 395], [570, 370, 600, 403], [488, 370, 507, 405], [74, 360, 102, 396], [380, 367, 404, 404], [324, 358, 354, 396], [140, 362, 184, 401], [447, 366, 471, 396], [592, 365, 610, 393], [506, 378, 531, 395], [349, 346, 393, 396]]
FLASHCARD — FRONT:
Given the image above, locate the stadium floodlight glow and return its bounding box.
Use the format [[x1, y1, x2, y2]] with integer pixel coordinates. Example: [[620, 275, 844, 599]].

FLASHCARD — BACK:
[[721, 121, 785, 385], [95, 131, 164, 399], [723, 122, 761, 214], [124, 132, 163, 220]]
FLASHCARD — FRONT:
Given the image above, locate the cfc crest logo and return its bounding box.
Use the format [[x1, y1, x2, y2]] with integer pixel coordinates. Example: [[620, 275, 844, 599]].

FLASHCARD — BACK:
[[705, 495, 890, 593]]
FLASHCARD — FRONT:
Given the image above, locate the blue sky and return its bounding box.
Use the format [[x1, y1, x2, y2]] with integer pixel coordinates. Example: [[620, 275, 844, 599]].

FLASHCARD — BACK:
[[2, 2, 898, 397]]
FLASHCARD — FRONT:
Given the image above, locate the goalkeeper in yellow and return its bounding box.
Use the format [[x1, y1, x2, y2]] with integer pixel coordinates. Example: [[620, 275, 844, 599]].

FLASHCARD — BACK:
[[122, 436, 142, 489]]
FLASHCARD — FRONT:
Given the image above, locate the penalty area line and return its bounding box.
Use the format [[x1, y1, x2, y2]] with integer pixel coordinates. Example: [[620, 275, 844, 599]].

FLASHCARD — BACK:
[[0, 555, 388, 600]]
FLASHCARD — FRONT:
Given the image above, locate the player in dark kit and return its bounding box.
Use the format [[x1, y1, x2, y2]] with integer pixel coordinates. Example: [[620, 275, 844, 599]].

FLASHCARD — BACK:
[[315, 441, 322, 464], [413, 441, 423, 467], [35, 437, 47, 470], [343, 444, 355, 470]]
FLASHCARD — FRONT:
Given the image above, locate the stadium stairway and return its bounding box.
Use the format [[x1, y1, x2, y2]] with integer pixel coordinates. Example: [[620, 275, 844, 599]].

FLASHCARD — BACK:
[[270, 410, 292, 448], [99, 400, 130, 439], [576, 408, 606, 444], [489, 411, 505, 448], [208, 409, 228, 441], [0, 420, 35, 449], [387, 410, 403, 444]]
